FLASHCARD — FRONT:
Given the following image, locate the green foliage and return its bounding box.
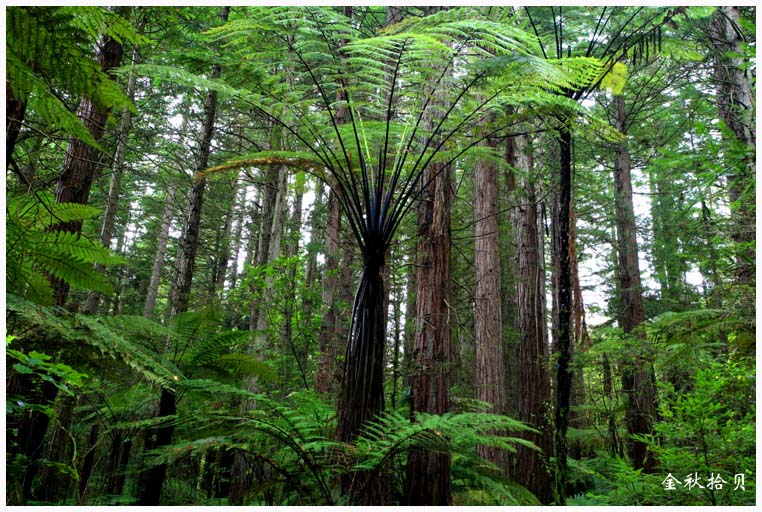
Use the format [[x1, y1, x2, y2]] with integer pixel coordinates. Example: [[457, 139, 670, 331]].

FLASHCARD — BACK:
[[6, 192, 125, 304], [6, 6, 141, 147], [600, 62, 627, 95], [7, 295, 180, 388]]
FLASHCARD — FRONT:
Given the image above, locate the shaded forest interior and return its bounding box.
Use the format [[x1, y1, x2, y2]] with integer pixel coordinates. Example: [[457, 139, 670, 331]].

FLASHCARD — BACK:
[[5, 5, 756, 506]]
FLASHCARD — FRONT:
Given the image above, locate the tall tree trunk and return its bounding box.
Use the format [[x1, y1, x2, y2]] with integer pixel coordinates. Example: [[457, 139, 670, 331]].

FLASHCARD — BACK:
[[143, 182, 178, 319], [709, 6, 755, 287], [508, 133, 553, 503], [552, 126, 573, 505], [16, 15, 128, 503], [403, 12, 452, 501], [301, 181, 324, 325], [86, 40, 140, 313], [612, 93, 656, 472], [282, 178, 309, 390], [473, 131, 506, 469], [52, 8, 128, 306], [314, 188, 343, 394], [247, 164, 280, 331], [138, 8, 229, 504], [210, 177, 240, 300], [569, 205, 590, 460], [404, 158, 453, 505]]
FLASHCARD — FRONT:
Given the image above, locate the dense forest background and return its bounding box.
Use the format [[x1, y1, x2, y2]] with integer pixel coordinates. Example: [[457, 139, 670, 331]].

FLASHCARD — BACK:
[[5, 5, 756, 506]]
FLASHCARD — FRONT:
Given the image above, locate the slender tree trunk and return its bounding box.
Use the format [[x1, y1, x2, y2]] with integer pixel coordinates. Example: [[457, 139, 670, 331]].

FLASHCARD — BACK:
[[143, 182, 178, 319], [104, 430, 132, 496], [247, 164, 279, 331], [282, 179, 309, 390], [709, 6, 755, 287], [314, 184, 343, 391], [569, 205, 590, 460], [211, 177, 240, 300], [552, 126, 573, 505], [302, 181, 324, 324], [390, 259, 402, 410], [508, 133, 553, 503], [86, 42, 140, 313], [612, 93, 656, 472], [227, 185, 249, 293], [601, 353, 622, 457]]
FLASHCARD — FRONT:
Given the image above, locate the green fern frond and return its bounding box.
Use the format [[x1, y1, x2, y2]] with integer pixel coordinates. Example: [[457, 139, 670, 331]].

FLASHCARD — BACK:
[[7, 7, 138, 147]]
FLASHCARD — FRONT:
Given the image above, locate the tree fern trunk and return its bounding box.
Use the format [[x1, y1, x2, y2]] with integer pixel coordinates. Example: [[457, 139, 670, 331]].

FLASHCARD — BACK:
[[38, 394, 76, 502], [78, 424, 99, 503], [337, 248, 388, 504]]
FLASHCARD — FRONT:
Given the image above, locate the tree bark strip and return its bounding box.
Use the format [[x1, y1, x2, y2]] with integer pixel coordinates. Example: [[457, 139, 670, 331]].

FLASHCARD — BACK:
[[508, 132, 553, 503]]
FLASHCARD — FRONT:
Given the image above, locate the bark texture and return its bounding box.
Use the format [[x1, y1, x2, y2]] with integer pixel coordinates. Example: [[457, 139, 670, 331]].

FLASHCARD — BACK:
[[508, 133, 553, 503], [52, 15, 127, 306], [314, 187, 343, 394], [612, 93, 656, 472], [552, 126, 573, 504], [405, 157, 453, 505], [473, 134, 507, 469]]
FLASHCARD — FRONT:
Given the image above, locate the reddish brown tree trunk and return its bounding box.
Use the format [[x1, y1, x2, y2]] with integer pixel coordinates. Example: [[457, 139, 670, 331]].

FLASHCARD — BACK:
[[473, 133, 507, 469], [552, 126, 573, 504], [52, 15, 127, 306], [405, 156, 453, 505], [612, 93, 657, 472], [508, 133, 553, 503]]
